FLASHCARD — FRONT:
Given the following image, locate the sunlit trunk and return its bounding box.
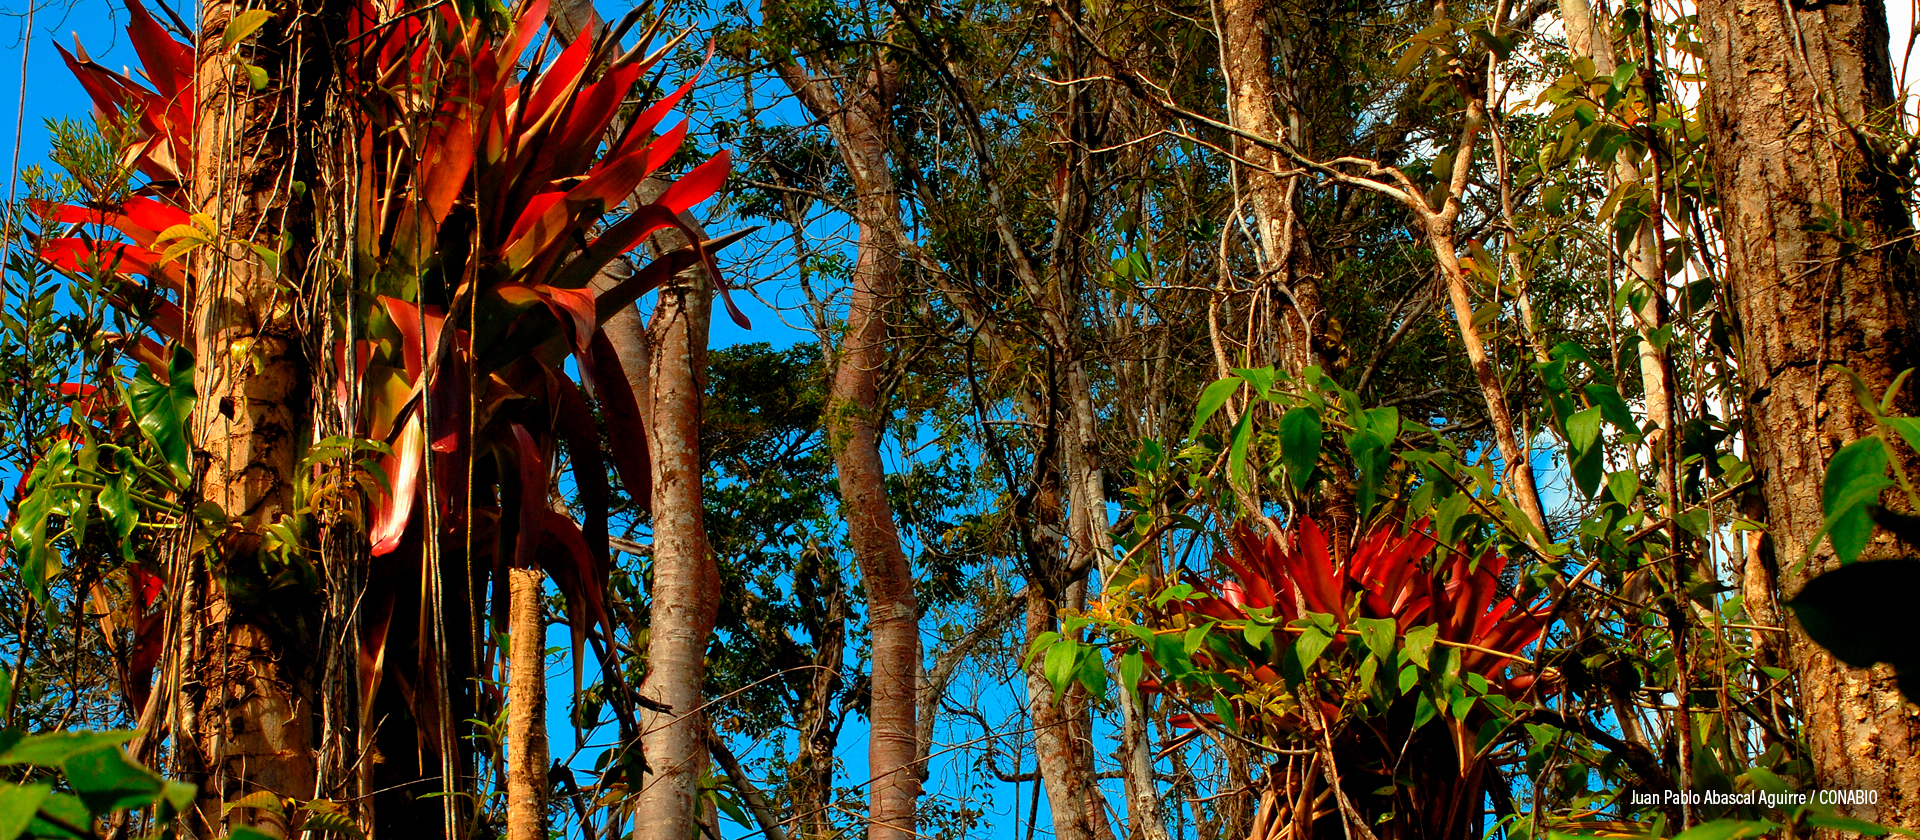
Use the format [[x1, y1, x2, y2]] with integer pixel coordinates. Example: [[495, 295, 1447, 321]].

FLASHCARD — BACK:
[[1697, 0, 1920, 825]]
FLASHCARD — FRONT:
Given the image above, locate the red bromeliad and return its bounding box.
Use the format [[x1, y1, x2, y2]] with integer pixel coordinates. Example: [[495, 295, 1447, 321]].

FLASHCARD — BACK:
[[27, 0, 740, 813], [1201, 517, 1550, 687]]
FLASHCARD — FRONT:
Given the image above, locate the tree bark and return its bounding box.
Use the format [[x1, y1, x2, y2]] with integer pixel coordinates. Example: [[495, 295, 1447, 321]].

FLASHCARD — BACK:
[[184, 0, 320, 830], [632, 244, 721, 840], [772, 45, 923, 840], [1025, 585, 1105, 840], [505, 565, 549, 840], [1697, 0, 1920, 824]]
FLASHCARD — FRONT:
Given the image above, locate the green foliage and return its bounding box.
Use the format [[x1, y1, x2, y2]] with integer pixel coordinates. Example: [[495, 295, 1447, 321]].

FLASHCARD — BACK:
[[0, 730, 192, 839]]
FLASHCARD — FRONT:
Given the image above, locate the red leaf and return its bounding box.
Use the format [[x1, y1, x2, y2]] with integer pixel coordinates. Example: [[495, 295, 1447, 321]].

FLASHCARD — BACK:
[[123, 0, 194, 102], [656, 150, 731, 214], [369, 407, 425, 556]]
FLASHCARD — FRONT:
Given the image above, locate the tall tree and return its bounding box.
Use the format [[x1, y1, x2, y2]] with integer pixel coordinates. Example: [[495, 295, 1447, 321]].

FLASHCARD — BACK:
[[184, 0, 323, 829], [1697, 0, 1920, 823], [766, 36, 924, 840]]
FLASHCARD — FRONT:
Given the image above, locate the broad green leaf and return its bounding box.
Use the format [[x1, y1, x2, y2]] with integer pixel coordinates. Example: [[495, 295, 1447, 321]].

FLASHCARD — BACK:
[[125, 346, 196, 486], [61, 746, 164, 814], [157, 780, 195, 819], [1355, 617, 1396, 661], [1189, 377, 1241, 440], [1404, 625, 1439, 670], [1565, 406, 1603, 453], [1820, 436, 1892, 564], [1787, 558, 1920, 703], [221, 9, 273, 49], [1184, 622, 1212, 657], [1279, 408, 1322, 488], [1118, 651, 1144, 697], [25, 792, 87, 840], [1294, 626, 1333, 672], [1043, 640, 1078, 699], [1606, 470, 1640, 507], [1023, 631, 1061, 668], [1076, 648, 1109, 700], [1243, 620, 1274, 650], [1583, 383, 1637, 433], [1803, 813, 1892, 836], [1566, 406, 1605, 497], [1211, 695, 1237, 733], [1228, 413, 1253, 490], [0, 730, 137, 767], [1412, 690, 1438, 729], [7, 442, 71, 606], [0, 783, 49, 840]]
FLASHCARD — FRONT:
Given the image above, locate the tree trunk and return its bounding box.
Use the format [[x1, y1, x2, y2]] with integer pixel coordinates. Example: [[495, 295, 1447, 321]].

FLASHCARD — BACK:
[[772, 46, 923, 840], [1025, 586, 1105, 840], [1219, 0, 1325, 376], [827, 142, 923, 840], [1697, 0, 1920, 824], [631, 232, 721, 840], [184, 0, 321, 830], [505, 565, 549, 840]]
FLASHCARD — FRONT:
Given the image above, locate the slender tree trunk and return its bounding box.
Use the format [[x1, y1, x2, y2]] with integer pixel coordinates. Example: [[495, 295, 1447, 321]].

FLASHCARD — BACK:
[[773, 47, 922, 840], [829, 191, 923, 840], [505, 565, 549, 840], [632, 248, 721, 840], [1025, 585, 1103, 840], [1219, 0, 1325, 376], [185, 0, 320, 830], [1697, 0, 1920, 823], [1558, 0, 1677, 458]]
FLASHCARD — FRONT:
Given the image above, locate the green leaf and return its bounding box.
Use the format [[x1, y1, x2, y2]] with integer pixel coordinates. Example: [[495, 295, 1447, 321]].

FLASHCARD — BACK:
[[1228, 413, 1253, 490], [1118, 651, 1144, 697], [1023, 631, 1061, 668], [157, 780, 195, 819], [1403, 624, 1438, 670], [1279, 408, 1322, 488], [1803, 814, 1892, 836], [1243, 620, 1274, 650], [1043, 640, 1078, 699], [7, 442, 72, 606], [0, 731, 137, 767], [1820, 437, 1893, 563], [1606, 470, 1641, 507], [26, 792, 88, 840], [1355, 617, 1396, 661], [1584, 383, 1637, 433], [1211, 695, 1237, 733], [1294, 625, 1333, 672], [221, 9, 273, 49], [1566, 406, 1605, 497], [1672, 819, 1780, 840], [245, 63, 270, 91], [1190, 377, 1241, 439], [1076, 648, 1109, 700], [125, 346, 196, 485], [61, 746, 164, 814], [1184, 622, 1212, 657], [0, 783, 50, 840]]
